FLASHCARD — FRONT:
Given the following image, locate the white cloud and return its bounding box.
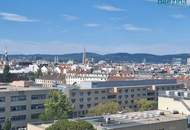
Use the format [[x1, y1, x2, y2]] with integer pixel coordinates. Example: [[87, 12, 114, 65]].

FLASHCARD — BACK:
[[96, 5, 124, 12], [0, 12, 37, 22], [187, 0, 190, 5], [62, 14, 79, 21], [171, 14, 187, 19], [123, 24, 152, 32], [84, 23, 100, 28]]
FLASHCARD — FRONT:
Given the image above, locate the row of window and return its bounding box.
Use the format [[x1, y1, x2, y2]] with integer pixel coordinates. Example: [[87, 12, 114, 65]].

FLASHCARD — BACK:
[[0, 113, 41, 123], [71, 86, 180, 97], [71, 93, 147, 103], [77, 100, 136, 109], [0, 104, 44, 113], [0, 94, 47, 102]]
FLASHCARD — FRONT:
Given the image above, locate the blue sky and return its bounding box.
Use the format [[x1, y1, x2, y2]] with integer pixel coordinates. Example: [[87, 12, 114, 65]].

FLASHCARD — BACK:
[[0, 0, 190, 54]]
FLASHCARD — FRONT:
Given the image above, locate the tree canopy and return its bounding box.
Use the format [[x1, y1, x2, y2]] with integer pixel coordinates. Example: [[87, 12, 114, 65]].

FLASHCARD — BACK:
[[40, 90, 73, 121], [46, 119, 96, 130], [134, 99, 157, 111], [2, 119, 11, 130], [88, 101, 120, 116], [3, 65, 11, 83]]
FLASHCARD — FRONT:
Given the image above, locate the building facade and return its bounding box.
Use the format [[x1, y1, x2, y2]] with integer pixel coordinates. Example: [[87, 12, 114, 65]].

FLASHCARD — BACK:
[[0, 81, 54, 130], [59, 79, 184, 117]]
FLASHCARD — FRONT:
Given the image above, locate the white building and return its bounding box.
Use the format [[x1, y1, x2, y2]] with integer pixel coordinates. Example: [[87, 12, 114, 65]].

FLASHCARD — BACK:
[[65, 72, 108, 85]]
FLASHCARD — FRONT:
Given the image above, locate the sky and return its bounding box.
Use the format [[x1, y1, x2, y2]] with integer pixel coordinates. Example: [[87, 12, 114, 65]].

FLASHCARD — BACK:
[[0, 0, 190, 55]]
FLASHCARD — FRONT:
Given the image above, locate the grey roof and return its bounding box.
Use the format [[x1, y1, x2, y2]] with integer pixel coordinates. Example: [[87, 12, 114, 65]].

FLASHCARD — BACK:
[[88, 79, 177, 88]]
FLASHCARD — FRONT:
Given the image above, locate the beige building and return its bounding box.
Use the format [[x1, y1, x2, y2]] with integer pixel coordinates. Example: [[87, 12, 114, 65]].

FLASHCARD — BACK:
[[35, 74, 65, 87], [0, 81, 55, 130], [158, 90, 190, 115], [28, 110, 190, 130], [58, 79, 184, 117]]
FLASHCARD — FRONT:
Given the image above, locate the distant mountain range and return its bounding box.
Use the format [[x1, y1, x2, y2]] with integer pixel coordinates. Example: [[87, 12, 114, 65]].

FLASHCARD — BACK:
[[5, 53, 190, 64]]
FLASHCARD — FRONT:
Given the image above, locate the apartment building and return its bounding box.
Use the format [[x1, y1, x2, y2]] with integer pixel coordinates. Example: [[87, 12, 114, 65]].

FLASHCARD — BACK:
[[35, 74, 65, 87], [0, 81, 55, 130], [158, 90, 190, 115], [58, 79, 184, 117]]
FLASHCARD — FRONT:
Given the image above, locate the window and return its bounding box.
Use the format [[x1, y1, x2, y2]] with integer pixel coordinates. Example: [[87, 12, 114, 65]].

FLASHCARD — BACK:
[[101, 90, 106, 93], [11, 115, 26, 121], [0, 107, 5, 113], [95, 97, 98, 100], [80, 92, 84, 96], [87, 98, 91, 102], [71, 99, 76, 103], [87, 104, 91, 108], [0, 117, 5, 123], [87, 92, 91, 96], [79, 104, 84, 109], [0, 97, 5, 102], [95, 91, 99, 94], [79, 98, 84, 102], [107, 95, 116, 99], [31, 94, 46, 100], [31, 104, 44, 110], [102, 96, 106, 100], [11, 95, 26, 102], [11, 105, 26, 111], [31, 113, 40, 119]]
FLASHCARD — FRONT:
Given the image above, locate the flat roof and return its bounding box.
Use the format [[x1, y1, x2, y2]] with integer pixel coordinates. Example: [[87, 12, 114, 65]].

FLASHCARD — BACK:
[[0, 85, 56, 92], [82, 110, 187, 129], [80, 79, 178, 89]]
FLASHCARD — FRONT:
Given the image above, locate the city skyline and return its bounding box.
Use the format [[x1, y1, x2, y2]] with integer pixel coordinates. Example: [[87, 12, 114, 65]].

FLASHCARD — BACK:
[[0, 0, 190, 54]]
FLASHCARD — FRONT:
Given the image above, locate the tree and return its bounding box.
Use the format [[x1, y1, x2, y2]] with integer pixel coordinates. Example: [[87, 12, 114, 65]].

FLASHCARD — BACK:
[[134, 99, 157, 111], [36, 67, 43, 78], [3, 119, 11, 130], [46, 119, 96, 130], [40, 90, 73, 121], [88, 101, 120, 116], [3, 65, 11, 83]]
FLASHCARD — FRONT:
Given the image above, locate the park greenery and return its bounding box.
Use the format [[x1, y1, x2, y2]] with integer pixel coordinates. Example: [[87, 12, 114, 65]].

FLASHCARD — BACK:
[[88, 101, 121, 116], [46, 119, 96, 130], [40, 90, 73, 121], [135, 99, 157, 111]]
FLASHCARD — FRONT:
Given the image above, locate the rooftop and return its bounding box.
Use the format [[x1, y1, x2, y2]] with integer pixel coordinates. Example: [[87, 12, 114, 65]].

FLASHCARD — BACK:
[[82, 110, 187, 130], [0, 81, 55, 92], [79, 79, 178, 89]]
